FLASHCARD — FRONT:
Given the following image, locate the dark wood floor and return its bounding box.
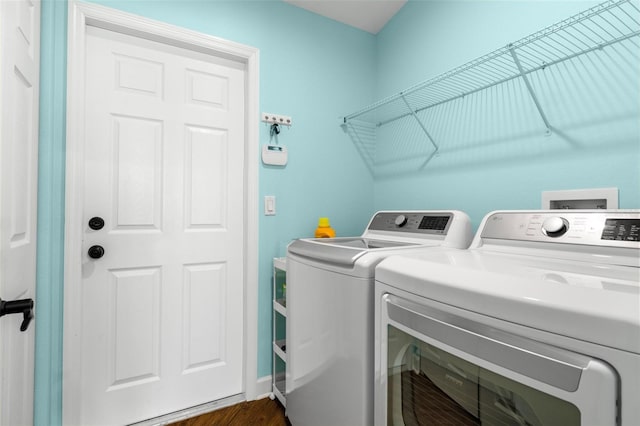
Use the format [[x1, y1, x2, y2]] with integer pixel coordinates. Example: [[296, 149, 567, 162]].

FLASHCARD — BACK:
[[169, 398, 290, 426]]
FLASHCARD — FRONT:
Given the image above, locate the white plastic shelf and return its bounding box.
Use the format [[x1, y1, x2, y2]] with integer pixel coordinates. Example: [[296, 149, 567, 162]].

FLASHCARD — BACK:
[[273, 340, 286, 360]]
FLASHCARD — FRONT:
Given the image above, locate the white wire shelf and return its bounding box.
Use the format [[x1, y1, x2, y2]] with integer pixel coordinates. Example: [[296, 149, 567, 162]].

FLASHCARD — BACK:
[[341, 0, 640, 173]]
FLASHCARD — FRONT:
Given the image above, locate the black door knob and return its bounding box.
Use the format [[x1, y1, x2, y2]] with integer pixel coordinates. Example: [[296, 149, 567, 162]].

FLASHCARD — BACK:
[[88, 217, 105, 230], [88, 245, 105, 259]]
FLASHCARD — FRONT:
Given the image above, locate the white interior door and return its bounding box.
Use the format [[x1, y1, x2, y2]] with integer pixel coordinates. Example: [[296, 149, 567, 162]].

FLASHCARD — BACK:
[[74, 26, 245, 425], [0, 0, 40, 425]]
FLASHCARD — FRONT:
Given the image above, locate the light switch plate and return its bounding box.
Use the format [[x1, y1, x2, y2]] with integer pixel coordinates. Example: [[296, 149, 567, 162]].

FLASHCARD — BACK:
[[264, 195, 276, 216]]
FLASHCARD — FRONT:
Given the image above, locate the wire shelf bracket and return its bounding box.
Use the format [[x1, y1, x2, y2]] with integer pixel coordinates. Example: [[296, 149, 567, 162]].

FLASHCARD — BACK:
[[508, 45, 553, 136], [400, 93, 440, 166]]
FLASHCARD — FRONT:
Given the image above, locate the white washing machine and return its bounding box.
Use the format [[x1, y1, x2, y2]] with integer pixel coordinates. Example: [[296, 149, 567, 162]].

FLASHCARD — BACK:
[[374, 210, 640, 426], [286, 210, 472, 426]]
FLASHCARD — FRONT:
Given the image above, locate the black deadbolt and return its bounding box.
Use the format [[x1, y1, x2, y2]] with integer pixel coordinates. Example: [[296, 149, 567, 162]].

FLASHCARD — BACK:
[[88, 217, 105, 230], [88, 245, 105, 259]]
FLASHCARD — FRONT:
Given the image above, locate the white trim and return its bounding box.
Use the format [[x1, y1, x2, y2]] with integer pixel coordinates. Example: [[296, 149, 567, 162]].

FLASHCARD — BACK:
[[63, 2, 259, 423], [130, 394, 246, 426], [254, 375, 274, 401]]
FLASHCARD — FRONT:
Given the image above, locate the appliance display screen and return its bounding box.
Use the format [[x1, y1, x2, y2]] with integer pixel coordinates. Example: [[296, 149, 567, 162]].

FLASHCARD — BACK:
[[601, 219, 640, 241], [419, 216, 450, 231]]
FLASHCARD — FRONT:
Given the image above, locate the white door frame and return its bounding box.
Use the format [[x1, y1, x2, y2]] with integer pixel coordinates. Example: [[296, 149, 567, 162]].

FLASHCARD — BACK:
[[63, 1, 259, 423]]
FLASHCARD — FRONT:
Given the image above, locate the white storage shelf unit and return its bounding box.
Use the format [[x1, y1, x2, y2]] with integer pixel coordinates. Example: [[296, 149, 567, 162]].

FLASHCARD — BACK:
[[341, 0, 640, 176], [272, 257, 287, 406]]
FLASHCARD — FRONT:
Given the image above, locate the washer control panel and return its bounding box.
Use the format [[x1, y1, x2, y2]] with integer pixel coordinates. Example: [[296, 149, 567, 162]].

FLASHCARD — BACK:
[[481, 211, 640, 246], [367, 211, 454, 235]]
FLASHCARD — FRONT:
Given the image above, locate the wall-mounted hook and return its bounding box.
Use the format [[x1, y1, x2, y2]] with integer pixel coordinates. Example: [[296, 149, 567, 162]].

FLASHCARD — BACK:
[[261, 112, 292, 127]]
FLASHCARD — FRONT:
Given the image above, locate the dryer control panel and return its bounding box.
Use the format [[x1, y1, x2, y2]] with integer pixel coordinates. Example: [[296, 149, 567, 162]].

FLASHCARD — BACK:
[[480, 211, 640, 247], [367, 211, 453, 235], [601, 218, 640, 241]]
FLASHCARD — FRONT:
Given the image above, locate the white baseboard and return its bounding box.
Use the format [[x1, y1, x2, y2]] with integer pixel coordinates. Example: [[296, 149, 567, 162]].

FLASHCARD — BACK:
[[252, 375, 273, 400]]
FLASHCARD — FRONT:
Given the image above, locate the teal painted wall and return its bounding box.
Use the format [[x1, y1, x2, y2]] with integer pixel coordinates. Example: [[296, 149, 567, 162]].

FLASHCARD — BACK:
[[35, 0, 640, 424], [36, 1, 375, 424], [371, 0, 640, 229], [36, 1, 67, 424]]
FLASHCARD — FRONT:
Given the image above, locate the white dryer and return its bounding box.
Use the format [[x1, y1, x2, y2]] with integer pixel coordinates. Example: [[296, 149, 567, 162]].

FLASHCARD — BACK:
[[286, 211, 472, 426], [374, 210, 640, 426]]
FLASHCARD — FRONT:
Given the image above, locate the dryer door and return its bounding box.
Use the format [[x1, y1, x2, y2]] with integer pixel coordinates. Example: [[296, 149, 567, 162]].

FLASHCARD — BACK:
[[378, 294, 618, 426]]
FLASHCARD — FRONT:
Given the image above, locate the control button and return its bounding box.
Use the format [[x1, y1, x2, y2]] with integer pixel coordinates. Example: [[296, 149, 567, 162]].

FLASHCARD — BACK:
[[542, 217, 568, 237], [394, 214, 408, 227]]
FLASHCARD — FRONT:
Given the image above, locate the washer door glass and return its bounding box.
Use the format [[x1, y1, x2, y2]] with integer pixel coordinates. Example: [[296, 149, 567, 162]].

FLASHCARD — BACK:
[[387, 325, 580, 426], [380, 294, 619, 426]]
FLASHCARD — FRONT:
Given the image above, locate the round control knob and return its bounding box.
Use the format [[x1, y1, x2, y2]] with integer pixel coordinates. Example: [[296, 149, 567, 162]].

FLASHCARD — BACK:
[[88, 245, 105, 259], [542, 217, 568, 237], [394, 214, 408, 227]]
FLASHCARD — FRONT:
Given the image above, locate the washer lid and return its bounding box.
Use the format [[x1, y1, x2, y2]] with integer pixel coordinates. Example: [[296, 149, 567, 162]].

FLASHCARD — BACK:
[[323, 237, 413, 249], [375, 250, 640, 354], [288, 237, 424, 267]]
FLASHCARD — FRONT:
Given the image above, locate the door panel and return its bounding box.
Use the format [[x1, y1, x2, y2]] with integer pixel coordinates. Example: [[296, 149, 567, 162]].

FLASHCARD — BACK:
[[182, 263, 225, 371], [185, 127, 227, 228], [108, 266, 161, 390], [77, 26, 245, 425], [113, 115, 163, 229], [0, 0, 40, 425]]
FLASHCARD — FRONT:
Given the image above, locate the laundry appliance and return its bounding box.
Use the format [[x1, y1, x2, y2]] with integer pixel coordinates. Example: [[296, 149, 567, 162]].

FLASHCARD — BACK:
[[375, 210, 640, 426], [286, 210, 472, 426]]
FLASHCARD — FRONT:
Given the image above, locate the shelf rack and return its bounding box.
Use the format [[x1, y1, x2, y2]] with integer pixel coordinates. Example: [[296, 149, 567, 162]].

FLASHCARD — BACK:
[[341, 0, 640, 173], [271, 257, 287, 407]]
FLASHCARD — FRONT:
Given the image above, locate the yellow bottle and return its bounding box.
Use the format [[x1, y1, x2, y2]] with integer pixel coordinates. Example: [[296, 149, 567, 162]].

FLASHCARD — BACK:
[[315, 217, 336, 238]]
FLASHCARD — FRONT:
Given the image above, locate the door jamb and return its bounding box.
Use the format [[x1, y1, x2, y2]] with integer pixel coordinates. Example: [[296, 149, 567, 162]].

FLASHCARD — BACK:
[[63, 2, 259, 423]]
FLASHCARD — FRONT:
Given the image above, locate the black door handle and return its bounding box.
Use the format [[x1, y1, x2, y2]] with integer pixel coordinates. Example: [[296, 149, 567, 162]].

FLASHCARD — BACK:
[[0, 298, 34, 332], [88, 245, 105, 259]]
